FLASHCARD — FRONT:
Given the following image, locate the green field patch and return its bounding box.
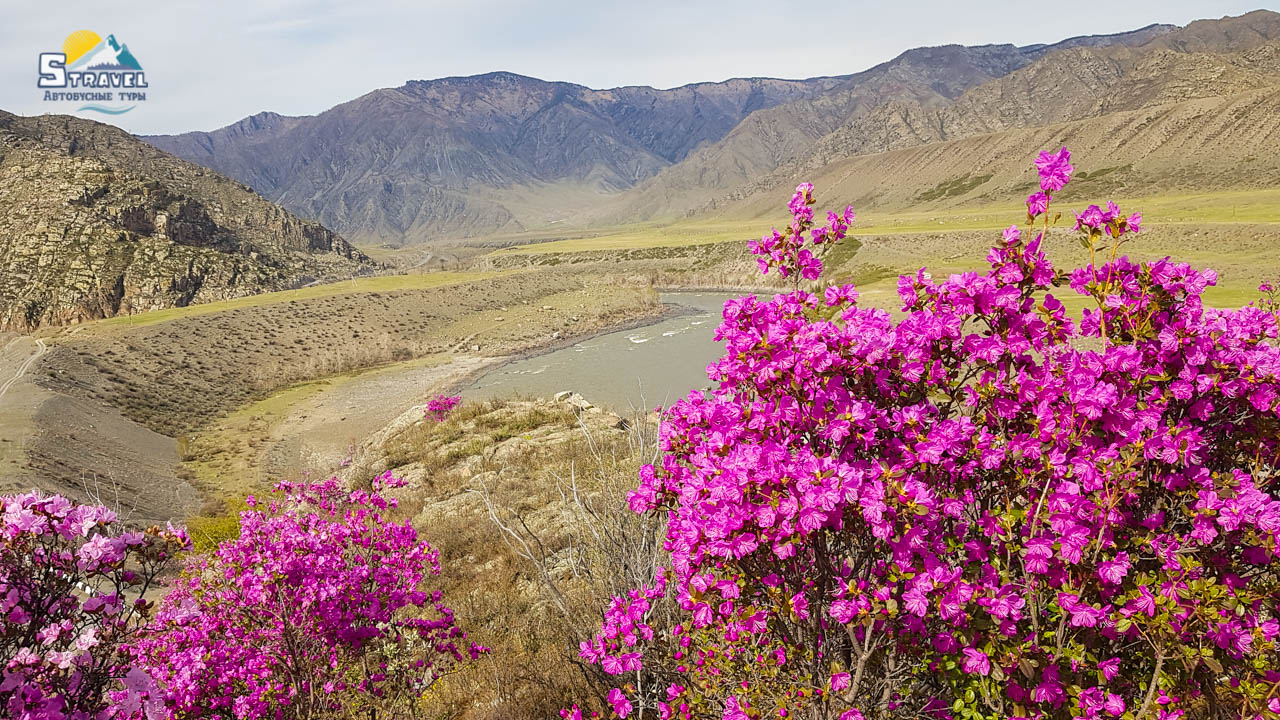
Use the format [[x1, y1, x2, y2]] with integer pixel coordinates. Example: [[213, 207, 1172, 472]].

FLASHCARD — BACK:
[[1072, 164, 1132, 183], [92, 270, 509, 331], [178, 353, 451, 497], [915, 174, 994, 202]]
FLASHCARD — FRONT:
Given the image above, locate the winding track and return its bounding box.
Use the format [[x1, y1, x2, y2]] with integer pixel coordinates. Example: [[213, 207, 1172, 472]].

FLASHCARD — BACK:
[[0, 338, 48, 404]]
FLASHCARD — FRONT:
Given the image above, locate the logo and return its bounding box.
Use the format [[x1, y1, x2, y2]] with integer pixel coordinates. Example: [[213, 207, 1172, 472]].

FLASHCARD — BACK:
[[38, 31, 148, 116]]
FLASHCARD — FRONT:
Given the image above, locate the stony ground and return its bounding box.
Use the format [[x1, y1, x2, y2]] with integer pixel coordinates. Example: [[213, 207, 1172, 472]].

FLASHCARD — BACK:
[[335, 395, 649, 719]]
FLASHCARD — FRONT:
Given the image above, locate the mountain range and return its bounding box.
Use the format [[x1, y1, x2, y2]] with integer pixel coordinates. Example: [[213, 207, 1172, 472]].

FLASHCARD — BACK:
[[143, 10, 1280, 246]]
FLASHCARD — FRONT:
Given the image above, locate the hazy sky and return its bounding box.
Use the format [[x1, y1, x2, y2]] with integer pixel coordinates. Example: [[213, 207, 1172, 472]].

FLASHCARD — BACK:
[[0, 0, 1274, 134]]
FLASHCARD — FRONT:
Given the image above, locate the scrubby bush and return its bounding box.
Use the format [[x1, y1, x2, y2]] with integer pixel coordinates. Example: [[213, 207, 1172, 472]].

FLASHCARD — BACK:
[[584, 149, 1280, 720], [471, 406, 684, 719], [127, 474, 486, 720], [0, 492, 189, 720]]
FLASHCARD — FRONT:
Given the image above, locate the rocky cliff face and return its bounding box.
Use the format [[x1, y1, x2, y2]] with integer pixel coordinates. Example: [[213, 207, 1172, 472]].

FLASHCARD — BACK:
[[0, 112, 375, 331]]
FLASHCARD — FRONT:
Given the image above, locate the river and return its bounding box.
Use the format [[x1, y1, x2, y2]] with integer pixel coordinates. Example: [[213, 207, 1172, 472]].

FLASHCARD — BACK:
[[462, 292, 743, 412]]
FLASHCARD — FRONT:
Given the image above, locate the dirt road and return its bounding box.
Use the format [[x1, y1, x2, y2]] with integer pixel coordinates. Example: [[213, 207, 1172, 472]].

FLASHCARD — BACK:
[[0, 337, 47, 403], [0, 335, 47, 479]]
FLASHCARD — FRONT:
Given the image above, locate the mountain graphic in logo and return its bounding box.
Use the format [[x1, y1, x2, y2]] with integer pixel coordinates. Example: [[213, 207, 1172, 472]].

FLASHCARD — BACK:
[[38, 30, 150, 116], [64, 31, 143, 72]]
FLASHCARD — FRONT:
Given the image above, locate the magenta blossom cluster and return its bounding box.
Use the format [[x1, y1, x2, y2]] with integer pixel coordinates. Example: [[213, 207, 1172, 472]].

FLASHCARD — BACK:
[[425, 394, 462, 422], [126, 474, 486, 719], [1025, 146, 1073, 220], [1259, 278, 1280, 314], [748, 182, 855, 281], [585, 151, 1280, 720], [0, 492, 188, 720], [1074, 201, 1142, 239]]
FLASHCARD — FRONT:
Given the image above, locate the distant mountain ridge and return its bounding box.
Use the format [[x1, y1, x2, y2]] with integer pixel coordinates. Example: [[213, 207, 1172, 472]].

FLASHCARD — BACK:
[[146, 72, 853, 243], [621, 11, 1280, 223], [142, 11, 1280, 245], [0, 112, 375, 330]]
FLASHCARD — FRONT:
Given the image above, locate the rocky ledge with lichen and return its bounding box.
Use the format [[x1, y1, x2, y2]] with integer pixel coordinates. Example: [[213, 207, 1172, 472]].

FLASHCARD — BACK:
[[0, 110, 377, 331]]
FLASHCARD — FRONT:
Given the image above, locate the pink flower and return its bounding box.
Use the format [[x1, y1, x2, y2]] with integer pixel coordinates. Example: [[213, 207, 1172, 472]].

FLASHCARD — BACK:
[[830, 671, 851, 692], [1026, 191, 1048, 216], [1033, 666, 1066, 706], [1034, 147, 1073, 191], [425, 394, 462, 421], [1098, 552, 1130, 584], [723, 696, 750, 720], [790, 592, 809, 620], [962, 647, 991, 676], [1075, 204, 1104, 231], [609, 688, 633, 718], [1130, 586, 1156, 617]]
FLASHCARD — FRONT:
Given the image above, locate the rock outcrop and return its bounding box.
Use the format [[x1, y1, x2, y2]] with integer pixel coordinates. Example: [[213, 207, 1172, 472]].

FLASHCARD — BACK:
[[0, 111, 376, 331]]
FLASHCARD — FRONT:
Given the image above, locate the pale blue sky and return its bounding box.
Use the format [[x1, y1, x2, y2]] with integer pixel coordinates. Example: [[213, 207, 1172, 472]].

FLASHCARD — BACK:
[[0, 0, 1273, 134]]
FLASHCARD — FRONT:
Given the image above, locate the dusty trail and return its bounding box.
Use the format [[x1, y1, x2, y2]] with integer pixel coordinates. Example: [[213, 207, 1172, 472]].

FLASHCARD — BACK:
[[0, 335, 51, 489], [0, 338, 47, 403]]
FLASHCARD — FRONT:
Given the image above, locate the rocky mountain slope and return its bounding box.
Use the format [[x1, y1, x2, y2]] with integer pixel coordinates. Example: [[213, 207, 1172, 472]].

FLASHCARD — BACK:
[[616, 10, 1280, 220], [719, 84, 1280, 224], [140, 11, 1280, 245], [145, 73, 849, 244], [0, 112, 375, 331], [143, 22, 1177, 245]]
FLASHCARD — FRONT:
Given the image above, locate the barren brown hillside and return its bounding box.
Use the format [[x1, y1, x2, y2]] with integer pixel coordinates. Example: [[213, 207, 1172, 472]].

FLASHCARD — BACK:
[[608, 10, 1280, 223], [719, 86, 1280, 219]]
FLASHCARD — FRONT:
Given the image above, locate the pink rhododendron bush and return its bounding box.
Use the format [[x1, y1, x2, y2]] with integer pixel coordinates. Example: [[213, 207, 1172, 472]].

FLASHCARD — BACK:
[[583, 149, 1280, 720], [126, 474, 485, 720], [0, 492, 189, 720]]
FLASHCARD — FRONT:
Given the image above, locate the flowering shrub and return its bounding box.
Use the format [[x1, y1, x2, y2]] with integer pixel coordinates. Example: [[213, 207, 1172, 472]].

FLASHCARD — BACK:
[[0, 492, 189, 720], [1260, 279, 1279, 314], [426, 394, 462, 422], [128, 474, 486, 719], [586, 149, 1280, 720]]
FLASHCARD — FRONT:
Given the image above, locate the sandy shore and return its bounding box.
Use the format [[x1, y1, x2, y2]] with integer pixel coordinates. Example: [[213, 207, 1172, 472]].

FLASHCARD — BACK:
[[214, 298, 692, 488]]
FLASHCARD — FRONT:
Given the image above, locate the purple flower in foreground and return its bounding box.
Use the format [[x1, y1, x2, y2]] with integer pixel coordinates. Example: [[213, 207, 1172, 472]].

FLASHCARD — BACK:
[[1035, 146, 1073, 191], [1127, 212, 1142, 233], [609, 687, 633, 718], [1027, 191, 1048, 216], [962, 647, 991, 676], [578, 148, 1280, 720]]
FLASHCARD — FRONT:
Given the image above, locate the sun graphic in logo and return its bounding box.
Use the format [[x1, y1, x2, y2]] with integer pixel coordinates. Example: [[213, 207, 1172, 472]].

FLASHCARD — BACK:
[[63, 30, 102, 65]]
